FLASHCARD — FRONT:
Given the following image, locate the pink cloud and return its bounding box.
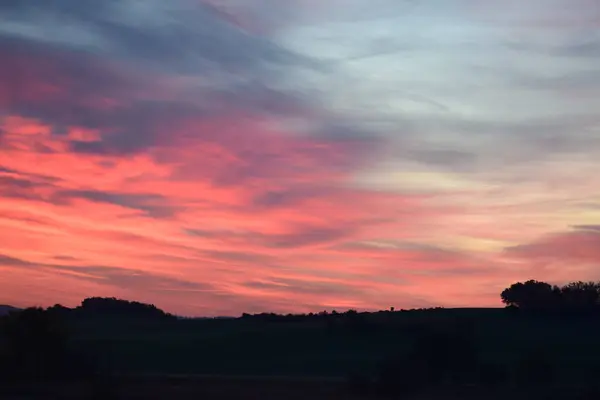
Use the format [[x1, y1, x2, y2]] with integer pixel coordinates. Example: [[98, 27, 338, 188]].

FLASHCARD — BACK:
[[0, 107, 598, 314], [1, 12, 598, 316], [0, 108, 482, 315], [503, 227, 600, 284], [1, 104, 597, 315]]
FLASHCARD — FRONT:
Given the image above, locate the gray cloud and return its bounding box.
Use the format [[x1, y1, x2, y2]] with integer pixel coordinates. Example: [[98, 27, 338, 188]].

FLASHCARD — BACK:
[[573, 225, 600, 232], [0, 252, 212, 292], [0, 168, 176, 217], [244, 277, 364, 297], [2, 0, 598, 176], [0, 175, 41, 190], [201, 250, 275, 265], [0, 169, 61, 201], [0, 254, 35, 267], [0, 0, 308, 74], [0, 1, 321, 158], [250, 186, 339, 209], [265, 226, 352, 249], [55, 189, 176, 218], [51, 265, 214, 292], [508, 37, 600, 60], [186, 223, 356, 250], [0, 43, 301, 157], [0, 177, 44, 201]]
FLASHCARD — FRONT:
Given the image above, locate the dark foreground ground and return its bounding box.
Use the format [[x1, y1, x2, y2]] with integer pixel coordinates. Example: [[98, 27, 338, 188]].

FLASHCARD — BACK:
[[3, 376, 345, 400], [2, 376, 597, 400], [4, 307, 600, 399], [70, 308, 600, 380]]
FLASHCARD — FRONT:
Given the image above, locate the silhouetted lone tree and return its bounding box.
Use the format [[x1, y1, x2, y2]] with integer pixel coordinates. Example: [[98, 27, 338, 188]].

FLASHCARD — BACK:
[[501, 280, 600, 312]]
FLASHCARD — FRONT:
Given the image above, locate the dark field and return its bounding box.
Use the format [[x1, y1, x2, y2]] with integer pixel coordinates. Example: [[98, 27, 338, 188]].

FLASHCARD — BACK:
[[69, 308, 600, 380], [2, 376, 598, 400], [4, 307, 600, 399], [1, 376, 353, 400]]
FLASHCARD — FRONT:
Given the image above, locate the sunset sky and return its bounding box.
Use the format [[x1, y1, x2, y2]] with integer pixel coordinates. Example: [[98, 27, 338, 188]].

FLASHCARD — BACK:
[[1, 0, 599, 316]]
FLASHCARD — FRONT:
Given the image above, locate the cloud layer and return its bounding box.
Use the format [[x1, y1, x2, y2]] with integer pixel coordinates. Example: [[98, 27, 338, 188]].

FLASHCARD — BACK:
[[0, 0, 599, 316]]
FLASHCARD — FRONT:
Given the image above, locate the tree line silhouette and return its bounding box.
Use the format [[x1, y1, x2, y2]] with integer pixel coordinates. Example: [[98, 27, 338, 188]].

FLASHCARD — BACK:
[[3, 282, 600, 398], [46, 296, 174, 319], [0, 297, 173, 395]]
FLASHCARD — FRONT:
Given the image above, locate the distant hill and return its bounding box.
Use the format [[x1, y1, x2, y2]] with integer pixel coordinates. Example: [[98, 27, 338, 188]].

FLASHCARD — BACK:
[[0, 305, 20, 316]]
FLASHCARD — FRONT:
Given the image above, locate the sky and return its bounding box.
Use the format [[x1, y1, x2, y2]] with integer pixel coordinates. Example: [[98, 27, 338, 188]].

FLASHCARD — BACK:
[[0, 0, 599, 316]]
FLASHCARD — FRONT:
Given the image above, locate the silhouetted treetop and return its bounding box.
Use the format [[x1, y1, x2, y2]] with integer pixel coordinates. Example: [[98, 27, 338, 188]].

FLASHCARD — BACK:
[[79, 297, 172, 319], [561, 281, 600, 309], [501, 280, 600, 312]]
